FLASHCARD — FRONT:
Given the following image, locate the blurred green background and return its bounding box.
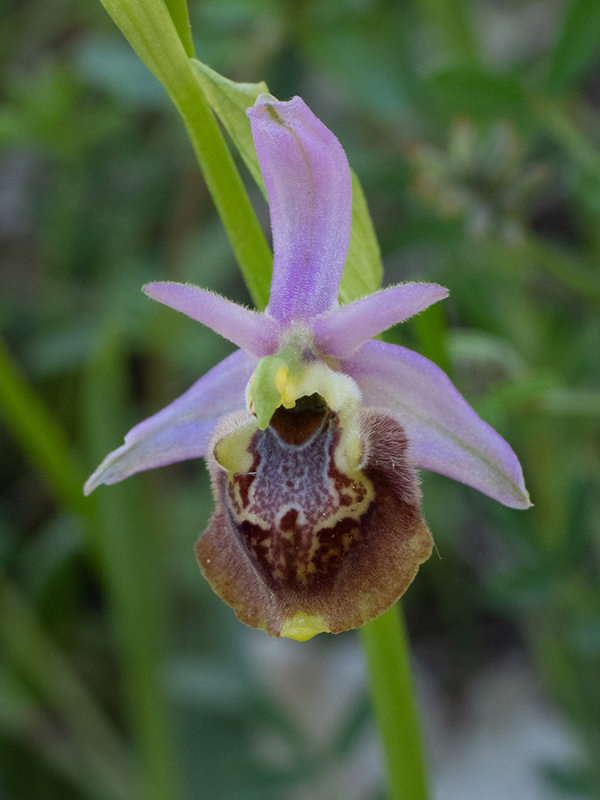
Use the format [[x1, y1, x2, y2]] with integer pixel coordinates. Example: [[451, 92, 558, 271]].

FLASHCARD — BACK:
[[2, 0, 600, 798]]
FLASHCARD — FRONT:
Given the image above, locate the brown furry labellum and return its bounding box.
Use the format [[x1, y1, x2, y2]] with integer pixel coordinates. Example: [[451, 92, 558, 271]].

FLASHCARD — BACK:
[[196, 397, 433, 639]]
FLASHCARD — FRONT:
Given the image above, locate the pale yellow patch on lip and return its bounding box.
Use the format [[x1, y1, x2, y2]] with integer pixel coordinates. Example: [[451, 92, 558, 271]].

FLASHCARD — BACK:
[[214, 421, 256, 473], [275, 365, 296, 408], [280, 613, 329, 642]]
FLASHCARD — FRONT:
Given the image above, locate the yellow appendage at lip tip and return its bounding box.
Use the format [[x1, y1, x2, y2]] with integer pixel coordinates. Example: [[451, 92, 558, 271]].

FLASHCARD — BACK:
[[280, 613, 329, 642]]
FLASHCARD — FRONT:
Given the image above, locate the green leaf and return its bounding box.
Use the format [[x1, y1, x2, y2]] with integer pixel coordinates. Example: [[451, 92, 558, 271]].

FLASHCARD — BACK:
[[165, 0, 195, 58], [190, 59, 269, 189], [427, 65, 528, 122], [98, 0, 188, 91], [191, 59, 383, 301], [546, 0, 600, 94], [340, 170, 383, 301]]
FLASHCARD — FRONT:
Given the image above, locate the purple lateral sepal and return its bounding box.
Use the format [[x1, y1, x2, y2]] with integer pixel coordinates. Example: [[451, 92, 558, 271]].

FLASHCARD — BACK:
[[143, 282, 279, 357], [247, 96, 352, 325], [84, 349, 254, 495], [313, 283, 449, 357], [342, 340, 531, 509]]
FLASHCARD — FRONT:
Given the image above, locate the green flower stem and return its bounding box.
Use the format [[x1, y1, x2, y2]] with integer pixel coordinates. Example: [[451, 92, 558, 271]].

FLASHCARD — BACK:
[[360, 605, 430, 800], [99, 0, 272, 308], [172, 72, 272, 308]]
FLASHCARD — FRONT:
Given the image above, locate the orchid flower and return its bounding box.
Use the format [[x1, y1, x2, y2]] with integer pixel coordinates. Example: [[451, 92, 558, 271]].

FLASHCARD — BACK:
[[85, 95, 530, 641]]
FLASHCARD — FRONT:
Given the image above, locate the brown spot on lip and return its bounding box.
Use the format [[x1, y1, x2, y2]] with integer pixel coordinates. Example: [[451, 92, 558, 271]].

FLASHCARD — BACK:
[[280, 508, 299, 532]]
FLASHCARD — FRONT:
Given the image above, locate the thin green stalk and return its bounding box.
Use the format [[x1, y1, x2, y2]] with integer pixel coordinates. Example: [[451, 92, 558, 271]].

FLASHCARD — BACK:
[[99, 0, 272, 307], [360, 605, 430, 800], [172, 72, 272, 307]]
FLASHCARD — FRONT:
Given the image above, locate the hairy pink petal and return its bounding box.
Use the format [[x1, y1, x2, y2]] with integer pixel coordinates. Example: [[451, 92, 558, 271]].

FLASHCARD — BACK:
[[343, 340, 531, 509], [84, 349, 254, 494], [143, 282, 279, 357], [248, 96, 352, 325], [313, 283, 449, 357]]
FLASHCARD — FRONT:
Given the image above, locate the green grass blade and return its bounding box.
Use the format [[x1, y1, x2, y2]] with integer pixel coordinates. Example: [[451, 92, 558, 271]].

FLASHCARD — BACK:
[[82, 328, 183, 800], [0, 575, 138, 800], [0, 337, 89, 517]]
